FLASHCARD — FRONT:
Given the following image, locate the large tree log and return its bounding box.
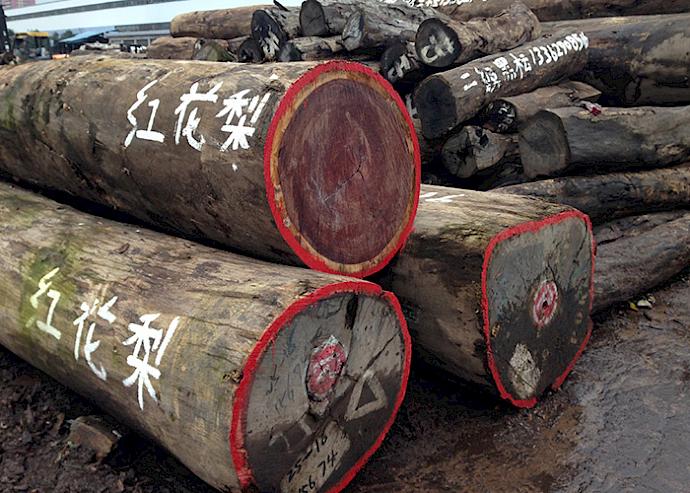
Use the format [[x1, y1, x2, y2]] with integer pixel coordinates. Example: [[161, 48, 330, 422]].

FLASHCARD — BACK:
[[442, 126, 519, 179], [146, 36, 196, 60], [0, 58, 420, 278], [593, 212, 690, 313], [478, 80, 601, 133], [594, 210, 688, 245], [495, 165, 690, 224], [416, 0, 690, 22], [170, 6, 263, 40], [251, 6, 302, 61], [0, 182, 411, 492], [543, 13, 690, 105], [415, 2, 541, 69], [415, 30, 590, 139], [376, 185, 595, 407], [519, 106, 690, 178]]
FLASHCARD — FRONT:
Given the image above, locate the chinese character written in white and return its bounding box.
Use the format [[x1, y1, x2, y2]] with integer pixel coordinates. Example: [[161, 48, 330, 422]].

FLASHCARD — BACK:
[[73, 296, 117, 381], [493, 56, 517, 81], [124, 80, 165, 148], [122, 314, 180, 410], [216, 90, 271, 151], [509, 52, 533, 79], [174, 82, 223, 151], [27, 267, 62, 340], [474, 66, 501, 93]]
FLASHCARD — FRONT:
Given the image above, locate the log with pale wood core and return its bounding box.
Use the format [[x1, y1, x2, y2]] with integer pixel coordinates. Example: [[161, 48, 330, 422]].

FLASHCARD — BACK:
[[415, 2, 541, 69], [519, 106, 690, 179], [442, 126, 519, 179], [544, 13, 690, 105], [251, 6, 302, 61], [495, 165, 690, 224], [300, 0, 361, 37], [478, 81, 601, 133], [279, 36, 345, 62], [170, 6, 263, 39], [593, 212, 690, 313], [0, 58, 419, 278], [0, 183, 411, 492], [415, 31, 590, 139], [146, 36, 196, 60], [376, 185, 594, 407]]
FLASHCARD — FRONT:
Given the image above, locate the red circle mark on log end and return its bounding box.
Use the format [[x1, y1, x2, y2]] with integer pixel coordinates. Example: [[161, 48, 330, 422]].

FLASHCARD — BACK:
[[307, 336, 348, 401], [481, 210, 595, 409], [228, 282, 412, 492], [264, 61, 421, 278], [532, 280, 559, 329]]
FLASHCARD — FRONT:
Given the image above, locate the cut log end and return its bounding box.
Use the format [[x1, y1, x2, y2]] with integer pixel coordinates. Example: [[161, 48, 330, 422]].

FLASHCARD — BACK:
[[519, 110, 570, 178], [300, 0, 328, 37], [481, 100, 518, 133], [380, 41, 415, 85], [237, 38, 264, 63], [484, 212, 594, 407], [231, 283, 411, 492], [415, 76, 457, 139], [252, 10, 290, 60], [415, 18, 460, 68], [341, 11, 364, 52], [266, 61, 420, 277]]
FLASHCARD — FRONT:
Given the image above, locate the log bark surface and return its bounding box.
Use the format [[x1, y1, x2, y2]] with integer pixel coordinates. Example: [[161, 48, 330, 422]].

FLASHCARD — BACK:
[[170, 6, 263, 39], [415, 2, 541, 68], [496, 165, 690, 224], [279, 36, 345, 61], [0, 58, 420, 278], [442, 126, 518, 179], [376, 185, 594, 407], [192, 39, 236, 62], [0, 183, 411, 492], [519, 106, 690, 178], [415, 31, 590, 139], [146, 36, 196, 60]]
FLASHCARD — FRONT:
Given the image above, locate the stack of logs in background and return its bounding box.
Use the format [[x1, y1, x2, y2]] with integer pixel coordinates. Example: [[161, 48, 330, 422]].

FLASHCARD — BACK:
[[0, 0, 689, 492]]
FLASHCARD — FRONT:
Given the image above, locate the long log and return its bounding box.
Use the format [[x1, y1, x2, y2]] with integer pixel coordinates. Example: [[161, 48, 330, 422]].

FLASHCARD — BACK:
[[519, 106, 690, 179], [415, 2, 541, 69], [376, 185, 595, 407], [279, 36, 345, 62], [544, 13, 690, 105], [415, 30, 590, 139], [251, 6, 302, 61], [593, 212, 690, 313], [146, 36, 196, 60], [442, 126, 519, 179], [494, 165, 690, 224], [170, 6, 263, 40], [478, 80, 601, 133], [0, 58, 420, 278], [0, 182, 411, 492], [594, 211, 688, 245]]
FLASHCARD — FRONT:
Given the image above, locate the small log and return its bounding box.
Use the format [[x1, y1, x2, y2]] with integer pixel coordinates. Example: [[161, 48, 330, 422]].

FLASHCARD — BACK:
[[251, 6, 302, 61], [0, 58, 420, 278], [279, 36, 344, 61], [377, 185, 595, 407], [442, 126, 519, 179], [341, 2, 438, 53], [495, 165, 690, 224], [415, 30, 590, 139], [146, 36, 196, 60], [170, 6, 262, 40], [0, 182, 411, 492], [415, 2, 541, 69], [478, 80, 601, 133], [380, 41, 429, 86], [300, 0, 360, 37], [237, 37, 265, 62], [594, 211, 688, 245], [593, 212, 690, 313], [519, 106, 690, 179], [192, 39, 236, 62], [544, 13, 690, 105]]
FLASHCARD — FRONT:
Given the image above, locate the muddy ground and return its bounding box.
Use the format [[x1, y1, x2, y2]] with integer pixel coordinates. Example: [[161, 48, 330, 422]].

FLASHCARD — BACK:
[[1, 271, 689, 493]]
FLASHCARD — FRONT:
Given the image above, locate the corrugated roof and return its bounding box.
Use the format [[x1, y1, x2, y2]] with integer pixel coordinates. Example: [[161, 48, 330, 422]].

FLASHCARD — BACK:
[[60, 27, 112, 43]]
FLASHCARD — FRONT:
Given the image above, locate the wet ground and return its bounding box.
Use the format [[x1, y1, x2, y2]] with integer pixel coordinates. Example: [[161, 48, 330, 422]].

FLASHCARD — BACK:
[[1, 271, 689, 492]]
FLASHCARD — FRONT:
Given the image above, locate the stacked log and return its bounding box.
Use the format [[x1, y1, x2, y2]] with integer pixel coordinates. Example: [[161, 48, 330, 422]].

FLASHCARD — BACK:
[[147, 36, 197, 60], [0, 182, 411, 492], [0, 58, 420, 278], [170, 6, 262, 39]]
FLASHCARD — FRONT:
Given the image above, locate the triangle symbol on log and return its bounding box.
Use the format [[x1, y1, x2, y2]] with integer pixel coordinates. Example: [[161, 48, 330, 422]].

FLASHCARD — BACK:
[[345, 369, 387, 422]]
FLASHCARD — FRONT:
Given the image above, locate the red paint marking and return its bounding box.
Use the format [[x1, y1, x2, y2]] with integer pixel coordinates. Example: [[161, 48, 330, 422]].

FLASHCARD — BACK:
[[229, 282, 412, 492], [532, 280, 559, 328], [481, 210, 595, 409], [264, 60, 421, 278], [306, 336, 348, 401]]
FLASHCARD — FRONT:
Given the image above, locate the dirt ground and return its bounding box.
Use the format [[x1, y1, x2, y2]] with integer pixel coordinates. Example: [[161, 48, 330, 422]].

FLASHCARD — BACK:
[[1, 271, 689, 493]]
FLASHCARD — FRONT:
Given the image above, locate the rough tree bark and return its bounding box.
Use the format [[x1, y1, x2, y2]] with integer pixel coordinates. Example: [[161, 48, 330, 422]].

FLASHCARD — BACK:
[[415, 30, 590, 139], [0, 58, 420, 278], [279, 36, 345, 61], [543, 13, 690, 105], [415, 2, 541, 69], [495, 165, 690, 224], [442, 126, 519, 179], [0, 182, 411, 492], [251, 6, 302, 61], [376, 185, 595, 408], [519, 106, 690, 178], [593, 212, 690, 313], [170, 6, 263, 39], [146, 36, 196, 60], [478, 80, 601, 133], [192, 39, 236, 62]]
